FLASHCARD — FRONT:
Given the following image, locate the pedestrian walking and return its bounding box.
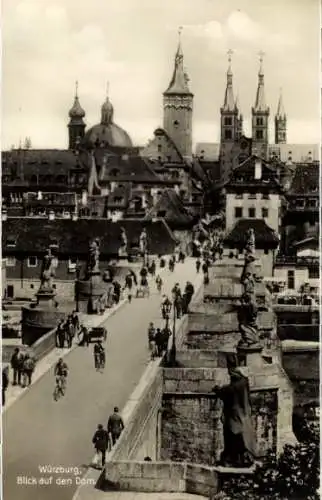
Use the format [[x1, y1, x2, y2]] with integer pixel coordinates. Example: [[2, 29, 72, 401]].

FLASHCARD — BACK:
[[80, 325, 90, 347], [107, 407, 125, 446], [196, 258, 201, 273], [2, 367, 9, 406], [72, 311, 80, 336], [22, 354, 35, 388], [155, 328, 163, 357], [10, 347, 24, 386], [56, 320, 65, 348], [92, 424, 109, 469]]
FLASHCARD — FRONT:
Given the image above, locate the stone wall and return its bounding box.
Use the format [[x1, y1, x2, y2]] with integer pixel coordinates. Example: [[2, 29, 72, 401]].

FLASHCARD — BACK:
[[161, 367, 279, 463], [104, 461, 219, 497], [282, 346, 319, 408], [109, 368, 163, 462]]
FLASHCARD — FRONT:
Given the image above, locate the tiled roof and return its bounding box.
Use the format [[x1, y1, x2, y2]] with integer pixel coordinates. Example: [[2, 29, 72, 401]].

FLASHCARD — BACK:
[[2, 149, 77, 176], [96, 152, 160, 184], [2, 218, 176, 256], [224, 218, 279, 248], [144, 189, 194, 229], [288, 163, 319, 195], [227, 155, 281, 190]]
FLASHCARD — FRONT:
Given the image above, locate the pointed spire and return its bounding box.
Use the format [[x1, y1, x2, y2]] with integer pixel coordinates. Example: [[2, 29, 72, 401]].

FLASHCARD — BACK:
[[164, 27, 192, 95], [276, 88, 286, 118], [222, 49, 235, 112], [69, 81, 85, 119], [254, 51, 268, 112]]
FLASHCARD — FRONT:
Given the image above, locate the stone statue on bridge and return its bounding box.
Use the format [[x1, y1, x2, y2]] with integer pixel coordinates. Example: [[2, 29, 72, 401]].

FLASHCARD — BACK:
[[240, 228, 257, 286], [139, 228, 147, 255], [39, 247, 56, 293], [212, 354, 256, 467], [119, 227, 128, 256], [87, 238, 100, 276], [237, 292, 261, 349]]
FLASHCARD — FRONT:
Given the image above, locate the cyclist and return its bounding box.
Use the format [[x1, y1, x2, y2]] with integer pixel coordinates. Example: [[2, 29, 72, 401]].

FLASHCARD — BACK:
[[54, 358, 68, 394], [94, 341, 105, 371]]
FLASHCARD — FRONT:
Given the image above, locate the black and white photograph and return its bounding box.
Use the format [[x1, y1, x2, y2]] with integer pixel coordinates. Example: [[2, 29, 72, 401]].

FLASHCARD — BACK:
[[1, 0, 320, 499]]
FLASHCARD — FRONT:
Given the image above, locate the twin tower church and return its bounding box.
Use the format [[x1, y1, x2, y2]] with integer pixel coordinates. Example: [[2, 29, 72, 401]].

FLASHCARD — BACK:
[[67, 32, 317, 182]]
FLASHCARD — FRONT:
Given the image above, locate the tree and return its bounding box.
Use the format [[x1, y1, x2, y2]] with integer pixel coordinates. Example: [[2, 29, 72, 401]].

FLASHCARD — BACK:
[[221, 426, 319, 500]]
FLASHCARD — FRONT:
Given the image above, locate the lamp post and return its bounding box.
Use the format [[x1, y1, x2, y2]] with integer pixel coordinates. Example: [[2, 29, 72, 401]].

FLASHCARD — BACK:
[[75, 262, 80, 313], [169, 301, 177, 366]]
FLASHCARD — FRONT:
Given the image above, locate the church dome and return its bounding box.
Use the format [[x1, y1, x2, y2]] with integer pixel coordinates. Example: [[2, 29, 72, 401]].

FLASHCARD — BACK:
[[82, 95, 133, 149]]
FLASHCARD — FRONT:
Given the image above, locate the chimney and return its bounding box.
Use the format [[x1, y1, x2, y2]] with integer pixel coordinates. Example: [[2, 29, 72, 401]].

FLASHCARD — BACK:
[[254, 158, 262, 180], [49, 210, 55, 221]]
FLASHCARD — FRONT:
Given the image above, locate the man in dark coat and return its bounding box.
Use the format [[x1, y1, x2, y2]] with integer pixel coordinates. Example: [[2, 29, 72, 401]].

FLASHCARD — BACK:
[[56, 320, 65, 348], [113, 280, 121, 304], [213, 361, 256, 467], [107, 407, 125, 446], [2, 368, 9, 406], [92, 424, 109, 468], [154, 328, 163, 356]]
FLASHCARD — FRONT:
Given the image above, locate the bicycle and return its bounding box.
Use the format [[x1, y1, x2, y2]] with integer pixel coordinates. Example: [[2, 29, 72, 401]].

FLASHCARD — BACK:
[[53, 375, 66, 401]]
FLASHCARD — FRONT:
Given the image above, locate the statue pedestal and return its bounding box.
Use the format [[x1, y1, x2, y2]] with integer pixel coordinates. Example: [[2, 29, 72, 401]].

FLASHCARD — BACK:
[[21, 288, 64, 345], [237, 345, 264, 369], [76, 271, 107, 314]]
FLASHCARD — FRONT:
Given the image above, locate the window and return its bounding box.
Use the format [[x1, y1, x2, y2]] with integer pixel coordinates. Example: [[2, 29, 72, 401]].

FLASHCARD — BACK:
[[157, 210, 166, 217], [235, 194, 243, 199], [256, 130, 264, 140], [235, 207, 243, 218], [256, 117, 264, 126], [30, 284, 34, 289], [262, 207, 269, 218], [308, 267, 319, 279], [287, 270, 295, 289], [262, 193, 269, 200], [248, 194, 257, 199], [6, 257, 16, 267], [28, 256, 38, 267], [224, 129, 232, 140], [6, 238, 16, 247], [264, 249, 269, 255], [248, 207, 256, 217], [224, 117, 232, 126], [157, 145, 162, 153], [173, 120, 179, 127]]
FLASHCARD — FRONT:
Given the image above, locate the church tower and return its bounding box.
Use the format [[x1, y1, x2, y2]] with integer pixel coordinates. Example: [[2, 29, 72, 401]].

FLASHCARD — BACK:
[[220, 50, 239, 142], [68, 81, 86, 150], [252, 52, 269, 158], [274, 89, 287, 144], [220, 50, 240, 183], [163, 28, 193, 159]]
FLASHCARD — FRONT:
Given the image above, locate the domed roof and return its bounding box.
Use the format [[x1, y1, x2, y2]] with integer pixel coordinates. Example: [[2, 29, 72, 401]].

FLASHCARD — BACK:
[[82, 95, 133, 149], [83, 122, 133, 149], [69, 96, 85, 119], [68, 82, 85, 120]]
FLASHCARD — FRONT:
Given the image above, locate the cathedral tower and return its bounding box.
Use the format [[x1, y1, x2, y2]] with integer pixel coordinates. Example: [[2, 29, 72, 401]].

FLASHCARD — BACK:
[[68, 81, 86, 150], [274, 89, 287, 144], [220, 50, 239, 142], [252, 52, 269, 158], [163, 28, 193, 158], [220, 50, 240, 183]]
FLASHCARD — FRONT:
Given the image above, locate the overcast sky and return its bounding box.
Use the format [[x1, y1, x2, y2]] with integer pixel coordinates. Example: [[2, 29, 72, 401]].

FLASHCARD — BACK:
[[2, 0, 320, 149]]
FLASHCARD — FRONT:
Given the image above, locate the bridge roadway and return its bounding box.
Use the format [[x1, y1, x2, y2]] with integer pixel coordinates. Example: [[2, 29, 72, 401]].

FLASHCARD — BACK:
[[3, 259, 199, 500]]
